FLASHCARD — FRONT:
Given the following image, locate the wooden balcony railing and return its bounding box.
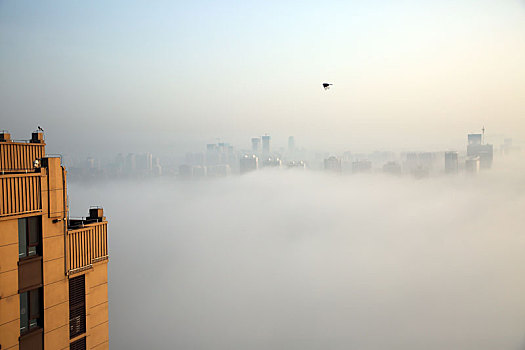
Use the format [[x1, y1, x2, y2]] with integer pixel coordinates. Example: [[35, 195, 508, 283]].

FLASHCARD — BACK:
[[0, 173, 42, 217], [67, 221, 108, 275], [0, 142, 45, 172]]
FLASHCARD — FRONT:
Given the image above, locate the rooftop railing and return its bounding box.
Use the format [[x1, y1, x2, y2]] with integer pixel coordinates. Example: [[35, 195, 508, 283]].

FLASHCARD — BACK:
[[67, 221, 108, 275], [0, 173, 42, 217], [0, 141, 45, 173]]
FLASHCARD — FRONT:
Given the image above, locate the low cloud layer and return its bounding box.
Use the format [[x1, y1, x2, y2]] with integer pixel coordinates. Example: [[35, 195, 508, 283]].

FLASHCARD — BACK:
[[69, 155, 525, 350]]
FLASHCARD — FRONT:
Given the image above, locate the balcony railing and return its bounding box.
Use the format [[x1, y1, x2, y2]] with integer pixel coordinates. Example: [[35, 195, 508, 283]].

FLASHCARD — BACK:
[[0, 173, 42, 217], [67, 221, 108, 275], [0, 141, 45, 173]]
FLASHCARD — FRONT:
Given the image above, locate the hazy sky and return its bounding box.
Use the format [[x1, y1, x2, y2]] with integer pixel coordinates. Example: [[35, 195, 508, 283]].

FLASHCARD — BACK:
[[68, 156, 525, 349], [1, 0, 524, 155]]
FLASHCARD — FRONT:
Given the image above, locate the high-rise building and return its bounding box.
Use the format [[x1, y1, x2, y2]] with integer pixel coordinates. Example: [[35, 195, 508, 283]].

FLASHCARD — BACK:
[[352, 160, 372, 174], [251, 138, 260, 153], [468, 134, 482, 145], [261, 135, 270, 154], [445, 151, 458, 174], [465, 156, 480, 174], [467, 133, 493, 169], [324, 156, 341, 173], [240, 154, 258, 174], [0, 131, 109, 350]]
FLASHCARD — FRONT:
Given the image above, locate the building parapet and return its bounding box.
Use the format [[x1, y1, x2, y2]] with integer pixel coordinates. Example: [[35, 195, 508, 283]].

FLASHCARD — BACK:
[[0, 172, 42, 217], [67, 220, 108, 275], [0, 134, 45, 173]]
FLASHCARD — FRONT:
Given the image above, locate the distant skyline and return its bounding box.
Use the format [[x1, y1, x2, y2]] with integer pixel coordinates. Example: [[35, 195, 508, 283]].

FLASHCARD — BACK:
[[1, 0, 524, 157]]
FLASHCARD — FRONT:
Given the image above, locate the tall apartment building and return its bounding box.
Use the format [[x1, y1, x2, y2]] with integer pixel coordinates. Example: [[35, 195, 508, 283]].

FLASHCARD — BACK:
[[251, 138, 260, 153], [467, 133, 493, 169], [261, 135, 270, 155], [324, 156, 341, 173], [240, 154, 258, 174], [0, 131, 109, 350]]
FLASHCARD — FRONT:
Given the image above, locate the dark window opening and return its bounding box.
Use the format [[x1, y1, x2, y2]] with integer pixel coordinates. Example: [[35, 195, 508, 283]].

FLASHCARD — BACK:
[[18, 216, 42, 259], [69, 275, 86, 339], [20, 288, 43, 334], [70, 337, 86, 350]]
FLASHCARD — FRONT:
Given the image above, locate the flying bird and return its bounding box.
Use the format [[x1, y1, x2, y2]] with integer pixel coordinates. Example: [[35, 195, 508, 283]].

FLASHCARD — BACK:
[[323, 83, 333, 90]]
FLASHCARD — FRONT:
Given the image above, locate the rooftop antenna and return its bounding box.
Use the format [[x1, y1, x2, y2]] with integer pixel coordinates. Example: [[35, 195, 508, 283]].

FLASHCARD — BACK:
[[482, 126, 485, 144]]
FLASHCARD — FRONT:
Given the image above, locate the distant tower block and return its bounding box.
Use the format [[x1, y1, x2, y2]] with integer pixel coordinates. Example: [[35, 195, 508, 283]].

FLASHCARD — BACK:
[[467, 132, 493, 169], [468, 134, 482, 145], [324, 156, 341, 173], [251, 137, 260, 152], [240, 154, 258, 174], [288, 136, 295, 152], [465, 156, 480, 174], [445, 151, 458, 174], [262, 135, 270, 154]]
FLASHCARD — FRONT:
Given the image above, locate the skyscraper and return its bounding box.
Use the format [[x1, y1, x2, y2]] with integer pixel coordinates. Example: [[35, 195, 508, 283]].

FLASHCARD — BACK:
[[467, 133, 493, 169], [465, 156, 480, 173], [240, 154, 258, 174], [261, 135, 270, 154], [468, 134, 482, 145], [0, 131, 109, 350], [251, 137, 260, 153]]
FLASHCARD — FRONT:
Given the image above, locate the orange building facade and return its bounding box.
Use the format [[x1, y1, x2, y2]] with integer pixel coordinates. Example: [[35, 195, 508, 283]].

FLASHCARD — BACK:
[[0, 132, 109, 350]]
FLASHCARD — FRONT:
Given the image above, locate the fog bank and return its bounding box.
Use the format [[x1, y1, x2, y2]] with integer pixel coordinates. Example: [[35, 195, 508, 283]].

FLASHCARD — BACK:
[[69, 156, 525, 350]]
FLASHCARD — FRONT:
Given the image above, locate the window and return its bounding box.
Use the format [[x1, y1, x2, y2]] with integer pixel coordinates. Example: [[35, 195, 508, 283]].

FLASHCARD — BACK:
[[18, 216, 42, 259], [69, 275, 86, 338], [20, 288, 42, 334], [70, 337, 86, 350]]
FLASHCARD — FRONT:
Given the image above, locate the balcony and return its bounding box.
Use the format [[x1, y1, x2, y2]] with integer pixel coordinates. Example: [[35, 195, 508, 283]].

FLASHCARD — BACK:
[[67, 221, 108, 275], [0, 173, 42, 217], [0, 140, 45, 173]]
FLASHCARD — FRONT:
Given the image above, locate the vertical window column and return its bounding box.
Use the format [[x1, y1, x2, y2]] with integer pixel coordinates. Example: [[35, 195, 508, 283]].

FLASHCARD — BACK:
[[69, 275, 86, 339], [18, 215, 44, 350]]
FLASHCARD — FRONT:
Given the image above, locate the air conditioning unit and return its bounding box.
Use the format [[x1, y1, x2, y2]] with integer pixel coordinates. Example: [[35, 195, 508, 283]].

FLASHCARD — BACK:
[[0, 132, 11, 142], [31, 132, 44, 143], [89, 208, 104, 219]]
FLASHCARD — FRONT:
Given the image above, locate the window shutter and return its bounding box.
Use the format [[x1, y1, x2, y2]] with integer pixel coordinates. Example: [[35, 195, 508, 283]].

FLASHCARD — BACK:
[[70, 336, 86, 350], [69, 275, 86, 338]]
